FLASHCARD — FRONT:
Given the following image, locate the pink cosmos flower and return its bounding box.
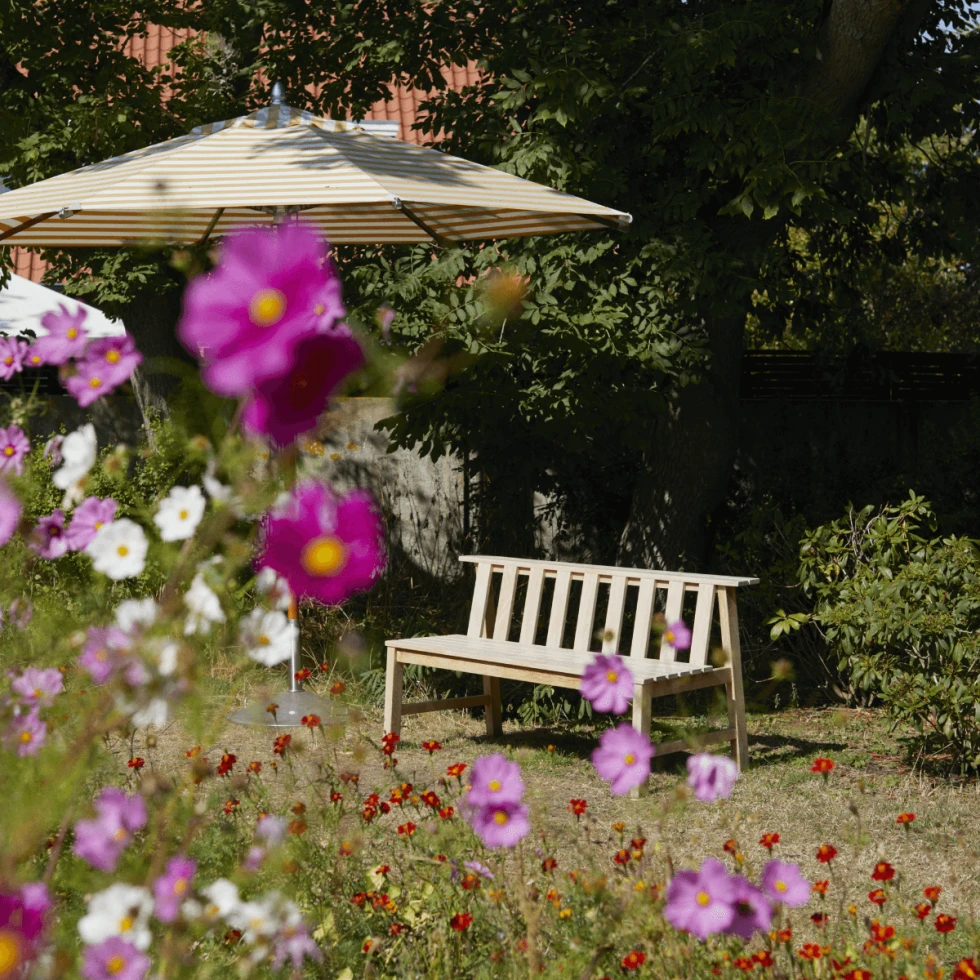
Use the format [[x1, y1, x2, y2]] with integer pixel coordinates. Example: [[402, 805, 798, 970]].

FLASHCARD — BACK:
[[6, 710, 46, 756], [241, 330, 364, 446], [686, 753, 739, 802], [153, 855, 196, 923], [760, 860, 811, 908], [78, 626, 132, 684], [11, 667, 63, 706], [0, 478, 21, 546], [7, 598, 32, 628], [591, 722, 655, 796], [0, 337, 27, 380], [726, 875, 773, 940], [42, 435, 63, 467], [22, 346, 45, 369], [73, 787, 148, 872], [272, 924, 323, 969], [468, 800, 531, 848], [257, 480, 386, 606], [663, 858, 737, 939], [34, 304, 89, 365], [81, 937, 150, 980], [65, 497, 118, 552], [0, 882, 49, 975], [27, 510, 69, 559], [83, 335, 143, 389], [0, 425, 29, 476], [178, 224, 336, 397], [663, 618, 692, 650], [466, 754, 525, 808], [580, 653, 634, 714]]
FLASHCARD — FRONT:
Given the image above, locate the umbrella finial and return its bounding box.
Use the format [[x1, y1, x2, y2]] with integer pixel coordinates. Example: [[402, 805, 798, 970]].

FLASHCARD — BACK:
[[271, 81, 285, 106]]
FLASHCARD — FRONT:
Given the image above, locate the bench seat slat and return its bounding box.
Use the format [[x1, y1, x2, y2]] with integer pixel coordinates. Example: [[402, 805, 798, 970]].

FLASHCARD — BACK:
[[386, 634, 716, 681]]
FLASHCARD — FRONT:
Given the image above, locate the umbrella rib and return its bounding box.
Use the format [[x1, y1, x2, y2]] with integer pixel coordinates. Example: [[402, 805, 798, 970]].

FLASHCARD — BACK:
[[0, 211, 59, 243], [197, 208, 225, 246], [395, 201, 452, 247]]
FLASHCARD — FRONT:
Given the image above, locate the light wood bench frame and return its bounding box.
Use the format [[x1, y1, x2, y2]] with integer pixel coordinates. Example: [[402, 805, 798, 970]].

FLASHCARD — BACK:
[[384, 555, 758, 792]]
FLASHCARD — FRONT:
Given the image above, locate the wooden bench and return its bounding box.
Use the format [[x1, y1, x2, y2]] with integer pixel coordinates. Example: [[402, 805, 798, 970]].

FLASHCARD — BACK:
[[384, 555, 758, 790]]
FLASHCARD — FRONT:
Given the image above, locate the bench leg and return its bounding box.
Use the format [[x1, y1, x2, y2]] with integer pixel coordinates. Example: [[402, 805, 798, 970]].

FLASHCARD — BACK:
[[719, 588, 750, 772], [630, 682, 652, 799], [725, 675, 749, 773], [383, 649, 403, 738], [483, 676, 502, 738]]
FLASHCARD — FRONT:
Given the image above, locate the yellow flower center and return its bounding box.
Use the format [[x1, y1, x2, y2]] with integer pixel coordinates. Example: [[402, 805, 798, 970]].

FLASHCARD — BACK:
[[3, 357, 12, 366], [623, 753, 636, 766], [174, 879, 188, 895], [117, 545, 129, 558], [89, 377, 102, 389], [0, 931, 23, 975], [249, 288, 287, 327], [488, 779, 502, 792], [664, 630, 675, 644], [18, 731, 32, 744], [3, 447, 13, 456], [314, 303, 326, 315], [30, 355, 40, 364], [106, 350, 121, 364], [493, 810, 508, 826], [67, 328, 79, 340], [258, 635, 270, 646], [94, 521, 103, 530], [775, 880, 787, 893], [695, 891, 711, 906], [106, 955, 127, 975], [114, 828, 128, 841], [300, 535, 347, 577], [33, 688, 42, 697], [179, 509, 189, 520], [118, 916, 134, 933], [606, 670, 618, 683]]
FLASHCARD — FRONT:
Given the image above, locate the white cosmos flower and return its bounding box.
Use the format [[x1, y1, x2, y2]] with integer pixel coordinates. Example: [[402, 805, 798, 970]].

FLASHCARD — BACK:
[[130, 697, 170, 728], [115, 597, 158, 635], [86, 519, 148, 580], [153, 485, 206, 542], [52, 423, 96, 506], [240, 609, 296, 666], [255, 566, 292, 612], [201, 879, 241, 921], [77, 883, 153, 950], [228, 895, 281, 943], [184, 571, 225, 635]]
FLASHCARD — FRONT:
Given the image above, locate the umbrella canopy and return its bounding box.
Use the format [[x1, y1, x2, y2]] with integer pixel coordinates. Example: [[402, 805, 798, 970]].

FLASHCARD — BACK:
[[0, 102, 631, 248], [0, 273, 124, 338]]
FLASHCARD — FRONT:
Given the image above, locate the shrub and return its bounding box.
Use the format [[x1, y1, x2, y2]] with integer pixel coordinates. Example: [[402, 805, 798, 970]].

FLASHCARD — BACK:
[[799, 492, 980, 771]]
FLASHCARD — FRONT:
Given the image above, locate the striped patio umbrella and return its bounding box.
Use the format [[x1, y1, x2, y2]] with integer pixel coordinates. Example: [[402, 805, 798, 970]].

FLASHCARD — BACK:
[[0, 100, 631, 248]]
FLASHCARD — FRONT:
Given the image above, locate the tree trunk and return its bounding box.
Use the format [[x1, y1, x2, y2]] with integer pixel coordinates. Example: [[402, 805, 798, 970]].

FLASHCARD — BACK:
[[618, 314, 743, 570]]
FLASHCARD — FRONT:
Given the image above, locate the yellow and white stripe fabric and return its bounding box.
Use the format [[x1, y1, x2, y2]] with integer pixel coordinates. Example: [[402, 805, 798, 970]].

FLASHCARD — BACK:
[[0, 103, 631, 246]]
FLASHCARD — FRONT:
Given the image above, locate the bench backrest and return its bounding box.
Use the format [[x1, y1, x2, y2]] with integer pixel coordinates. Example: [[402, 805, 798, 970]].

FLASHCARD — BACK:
[[461, 555, 758, 668]]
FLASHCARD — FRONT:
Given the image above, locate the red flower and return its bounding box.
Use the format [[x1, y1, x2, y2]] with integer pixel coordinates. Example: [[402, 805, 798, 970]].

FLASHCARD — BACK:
[[361, 806, 377, 823], [127, 757, 145, 769], [871, 861, 895, 882], [375, 864, 390, 876], [621, 951, 646, 971], [217, 752, 237, 776], [923, 885, 942, 903], [397, 822, 416, 837], [723, 838, 738, 855], [265, 703, 279, 716], [733, 958, 753, 973], [613, 849, 630, 866], [318, 661, 330, 672], [753, 952, 774, 968], [381, 732, 400, 756], [869, 921, 895, 943], [247, 761, 262, 775], [223, 799, 239, 814], [273, 733, 292, 755], [915, 903, 931, 920], [798, 943, 826, 961], [449, 912, 472, 932], [301, 714, 321, 729], [439, 806, 455, 820], [350, 892, 367, 907], [338, 840, 354, 856], [434, 855, 447, 862], [542, 857, 558, 872], [330, 791, 342, 803], [896, 812, 915, 825], [868, 889, 887, 906], [810, 757, 835, 774], [421, 790, 441, 808], [422, 740, 442, 754], [776, 927, 792, 943], [816, 844, 838, 863], [461, 873, 480, 891], [291, 801, 306, 815], [185, 745, 202, 758], [759, 832, 780, 850], [811, 913, 829, 927], [294, 668, 312, 682], [330, 681, 347, 696], [288, 819, 307, 835], [447, 763, 467, 779], [389, 922, 405, 936], [812, 879, 829, 895], [843, 971, 872, 980], [935, 913, 957, 934], [954, 958, 979, 980], [567, 798, 587, 816]]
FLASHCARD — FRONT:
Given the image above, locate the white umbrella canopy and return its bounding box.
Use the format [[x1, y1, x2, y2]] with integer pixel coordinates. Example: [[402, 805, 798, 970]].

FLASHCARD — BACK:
[[0, 273, 125, 338], [0, 100, 631, 248]]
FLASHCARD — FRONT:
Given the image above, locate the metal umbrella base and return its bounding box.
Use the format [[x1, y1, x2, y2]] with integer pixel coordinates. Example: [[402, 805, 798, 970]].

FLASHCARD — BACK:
[[228, 689, 343, 728]]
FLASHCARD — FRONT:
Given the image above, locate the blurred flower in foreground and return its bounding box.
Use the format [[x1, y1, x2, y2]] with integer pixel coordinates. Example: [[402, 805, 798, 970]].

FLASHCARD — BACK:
[[0, 425, 29, 476], [760, 860, 811, 908], [65, 496, 117, 552], [580, 653, 633, 714], [0, 479, 20, 546], [0, 337, 27, 379], [240, 608, 296, 665], [81, 936, 149, 980], [258, 480, 385, 606], [86, 519, 148, 580], [53, 423, 97, 506], [153, 485, 206, 542], [73, 788, 147, 873], [77, 884, 153, 950], [591, 723, 654, 796], [34, 304, 89, 365], [664, 858, 736, 939], [686, 753, 739, 802], [0, 882, 50, 977]]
